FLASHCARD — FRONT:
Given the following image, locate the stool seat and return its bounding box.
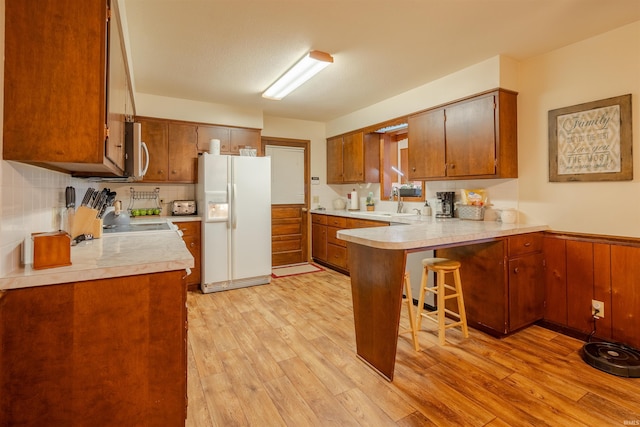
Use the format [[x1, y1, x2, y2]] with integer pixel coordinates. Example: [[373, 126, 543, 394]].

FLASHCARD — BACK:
[[422, 258, 461, 270], [416, 257, 469, 345]]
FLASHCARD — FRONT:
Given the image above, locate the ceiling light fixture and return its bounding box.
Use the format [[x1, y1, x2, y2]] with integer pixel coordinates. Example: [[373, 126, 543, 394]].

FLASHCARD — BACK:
[[262, 50, 333, 100]]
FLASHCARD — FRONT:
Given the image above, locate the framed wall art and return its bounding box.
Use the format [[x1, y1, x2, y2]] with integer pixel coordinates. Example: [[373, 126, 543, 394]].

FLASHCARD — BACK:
[[548, 94, 632, 182]]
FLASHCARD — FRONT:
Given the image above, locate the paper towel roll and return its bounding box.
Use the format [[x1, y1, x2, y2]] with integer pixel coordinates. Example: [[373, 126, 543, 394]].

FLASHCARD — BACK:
[[350, 190, 359, 210], [210, 139, 220, 155]]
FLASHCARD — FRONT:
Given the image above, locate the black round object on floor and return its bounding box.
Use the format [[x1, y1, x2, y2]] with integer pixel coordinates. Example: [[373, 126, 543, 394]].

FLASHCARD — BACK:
[[581, 342, 640, 378]]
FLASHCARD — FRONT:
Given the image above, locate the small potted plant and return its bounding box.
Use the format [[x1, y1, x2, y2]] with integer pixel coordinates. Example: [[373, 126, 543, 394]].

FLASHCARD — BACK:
[[366, 192, 375, 211]]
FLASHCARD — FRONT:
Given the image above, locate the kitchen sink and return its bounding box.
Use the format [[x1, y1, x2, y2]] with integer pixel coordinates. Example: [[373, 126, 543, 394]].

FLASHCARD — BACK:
[[353, 212, 417, 218], [102, 222, 175, 235]]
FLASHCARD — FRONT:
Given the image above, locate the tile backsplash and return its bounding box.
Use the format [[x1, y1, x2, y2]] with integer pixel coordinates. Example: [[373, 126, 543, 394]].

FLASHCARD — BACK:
[[0, 160, 195, 276]]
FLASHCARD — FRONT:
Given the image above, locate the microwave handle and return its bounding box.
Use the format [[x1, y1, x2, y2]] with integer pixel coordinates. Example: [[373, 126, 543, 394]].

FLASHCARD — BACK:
[[140, 141, 150, 176]]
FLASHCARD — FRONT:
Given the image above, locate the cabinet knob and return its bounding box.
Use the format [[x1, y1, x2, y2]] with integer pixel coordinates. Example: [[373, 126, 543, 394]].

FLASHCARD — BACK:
[[190, 242, 195, 248], [514, 267, 520, 274], [116, 144, 123, 148], [172, 170, 177, 174], [450, 164, 456, 169], [412, 167, 416, 172]]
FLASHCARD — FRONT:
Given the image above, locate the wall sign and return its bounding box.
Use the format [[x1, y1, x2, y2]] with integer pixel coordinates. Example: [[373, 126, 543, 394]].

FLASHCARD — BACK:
[[548, 94, 632, 182]]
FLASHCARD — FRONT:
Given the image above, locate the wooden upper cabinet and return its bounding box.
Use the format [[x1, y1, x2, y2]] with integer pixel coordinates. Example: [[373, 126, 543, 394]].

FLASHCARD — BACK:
[[342, 132, 364, 182], [139, 118, 169, 182], [327, 136, 344, 184], [408, 108, 446, 179], [2, 0, 128, 177], [230, 128, 261, 155], [196, 125, 261, 155], [407, 89, 517, 181], [327, 132, 379, 184], [445, 95, 497, 177], [168, 123, 198, 182], [138, 118, 198, 183]]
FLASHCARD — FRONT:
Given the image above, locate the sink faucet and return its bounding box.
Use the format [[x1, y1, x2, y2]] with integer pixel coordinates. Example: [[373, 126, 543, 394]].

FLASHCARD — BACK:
[[413, 208, 421, 216], [397, 195, 404, 213]]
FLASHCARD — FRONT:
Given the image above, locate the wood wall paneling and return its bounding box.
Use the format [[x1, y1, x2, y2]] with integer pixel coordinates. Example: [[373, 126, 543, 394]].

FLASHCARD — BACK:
[[610, 245, 640, 349], [565, 240, 595, 334], [543, 236, 567, 325]]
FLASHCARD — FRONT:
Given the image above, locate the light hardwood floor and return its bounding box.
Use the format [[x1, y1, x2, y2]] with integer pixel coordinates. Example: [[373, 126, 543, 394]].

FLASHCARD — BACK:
[[186, 268, 640, 426]]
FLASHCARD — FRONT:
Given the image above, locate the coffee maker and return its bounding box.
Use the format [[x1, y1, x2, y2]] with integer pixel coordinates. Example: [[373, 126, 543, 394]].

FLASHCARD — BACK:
[[436, 191, 455, 218]]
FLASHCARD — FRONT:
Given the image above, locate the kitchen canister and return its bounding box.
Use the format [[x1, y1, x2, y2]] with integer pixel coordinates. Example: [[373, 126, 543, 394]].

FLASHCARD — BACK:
[[209, 139, 221, 155]]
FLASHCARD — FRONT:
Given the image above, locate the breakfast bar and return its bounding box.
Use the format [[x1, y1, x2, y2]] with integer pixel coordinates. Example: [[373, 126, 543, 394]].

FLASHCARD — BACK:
[[337, 218, 548, 381]]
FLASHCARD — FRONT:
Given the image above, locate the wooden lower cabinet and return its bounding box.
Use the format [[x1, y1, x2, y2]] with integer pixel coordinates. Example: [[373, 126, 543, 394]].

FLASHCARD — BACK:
[[543, 233, 639, 349], [175, 221, 201, 291], [311, 214, 388, 273], [0, 270, 188, 426], [437, 233, 544, 336]]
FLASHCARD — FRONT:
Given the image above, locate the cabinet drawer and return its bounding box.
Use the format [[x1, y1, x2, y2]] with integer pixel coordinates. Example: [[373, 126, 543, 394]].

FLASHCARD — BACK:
[[311, 214, 327, 225], [347, 218, 389, 229], [327, 216, 347, 228], [327, 226, 346, 247], [175, 221, 200, 237], [327, 244, 348, 269], [508, 233, 543, 257]]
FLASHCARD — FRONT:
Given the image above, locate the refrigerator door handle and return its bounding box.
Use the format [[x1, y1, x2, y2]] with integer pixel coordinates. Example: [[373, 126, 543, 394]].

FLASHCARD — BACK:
[[231, 183, 237, 229]]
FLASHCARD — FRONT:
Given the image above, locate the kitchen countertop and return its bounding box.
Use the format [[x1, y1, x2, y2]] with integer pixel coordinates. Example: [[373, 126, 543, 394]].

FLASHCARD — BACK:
[[314, 209, 549, 250], [0, 219, 195, 291]]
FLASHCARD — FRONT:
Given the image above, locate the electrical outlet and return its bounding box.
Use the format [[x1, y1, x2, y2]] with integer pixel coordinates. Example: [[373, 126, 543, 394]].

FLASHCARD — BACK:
[[592, 299, 604, 318], [312, 196, 319, 203]]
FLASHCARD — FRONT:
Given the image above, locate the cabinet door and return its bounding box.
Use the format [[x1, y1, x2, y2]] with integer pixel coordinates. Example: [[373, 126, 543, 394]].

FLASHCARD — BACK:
[[139, 118, 169, 182], [197, 125, 231, 154], [3, 0, 115, 172], [312, 223, 327, 262], [408, 109, 446, 180], [611, 245, 640, 349], [342, 132, 364, 182], [508, 253, 545, 331], [445, 95, 496, 177], [175, 222, 201, 288], [168, 123, 198, 182], [327, 137, 344, 183], [543, 236, 568, 325], [230, 128, 261, 155], [105, 1, 127, 172]]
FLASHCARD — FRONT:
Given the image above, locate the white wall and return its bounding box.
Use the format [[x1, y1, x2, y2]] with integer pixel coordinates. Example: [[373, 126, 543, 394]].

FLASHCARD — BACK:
[[517, 21, 640, 237]]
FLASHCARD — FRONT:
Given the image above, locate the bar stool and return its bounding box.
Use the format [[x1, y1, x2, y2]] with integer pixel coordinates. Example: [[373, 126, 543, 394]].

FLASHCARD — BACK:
[[416, 258, 469, 345], [398, 272, 420, 351]]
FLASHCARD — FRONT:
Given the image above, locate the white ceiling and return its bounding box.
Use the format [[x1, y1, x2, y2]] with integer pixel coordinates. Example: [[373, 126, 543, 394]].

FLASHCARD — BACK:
[[122, 0, 640, 123]]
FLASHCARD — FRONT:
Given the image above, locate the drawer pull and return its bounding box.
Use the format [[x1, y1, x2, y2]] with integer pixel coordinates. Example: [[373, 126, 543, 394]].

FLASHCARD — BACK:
[[524, 242, 531, 247]]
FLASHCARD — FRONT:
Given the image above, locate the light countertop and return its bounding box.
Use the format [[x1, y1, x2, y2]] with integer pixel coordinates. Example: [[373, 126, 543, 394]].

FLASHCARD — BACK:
[[336, 217, 549, 250], [0, 219, 195, 291], [313, 208, 548, 250]]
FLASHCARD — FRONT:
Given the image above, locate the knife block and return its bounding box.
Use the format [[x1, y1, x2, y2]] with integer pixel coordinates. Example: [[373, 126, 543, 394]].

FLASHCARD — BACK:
[[71, 206, 99, 239], [32, 231, 72, 270]]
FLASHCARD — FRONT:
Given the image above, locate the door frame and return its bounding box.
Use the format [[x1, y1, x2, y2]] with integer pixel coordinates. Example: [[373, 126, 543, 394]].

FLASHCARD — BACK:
[[262, 137, 311, 263]]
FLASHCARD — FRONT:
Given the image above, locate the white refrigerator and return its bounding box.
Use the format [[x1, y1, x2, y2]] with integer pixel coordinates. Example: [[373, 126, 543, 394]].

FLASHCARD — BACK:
[[197, 153, 272, 293]]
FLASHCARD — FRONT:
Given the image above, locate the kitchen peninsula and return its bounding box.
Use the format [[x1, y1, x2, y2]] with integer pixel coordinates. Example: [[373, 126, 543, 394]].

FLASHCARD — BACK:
[[337, 218, 548, 381], [0, 228, 193, 426]]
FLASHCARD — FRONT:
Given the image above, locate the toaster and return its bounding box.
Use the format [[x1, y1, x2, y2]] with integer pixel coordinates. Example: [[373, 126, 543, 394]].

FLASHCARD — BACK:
[[171, 200, 196, 216]]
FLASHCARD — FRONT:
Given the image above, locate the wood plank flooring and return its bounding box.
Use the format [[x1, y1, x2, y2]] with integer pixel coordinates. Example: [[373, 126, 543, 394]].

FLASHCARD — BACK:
[[186, 268, 640, 426]]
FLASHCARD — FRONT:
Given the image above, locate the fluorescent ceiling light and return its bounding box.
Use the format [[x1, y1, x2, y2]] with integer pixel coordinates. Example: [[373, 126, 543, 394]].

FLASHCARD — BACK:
[[262, 50, 333, 100]]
